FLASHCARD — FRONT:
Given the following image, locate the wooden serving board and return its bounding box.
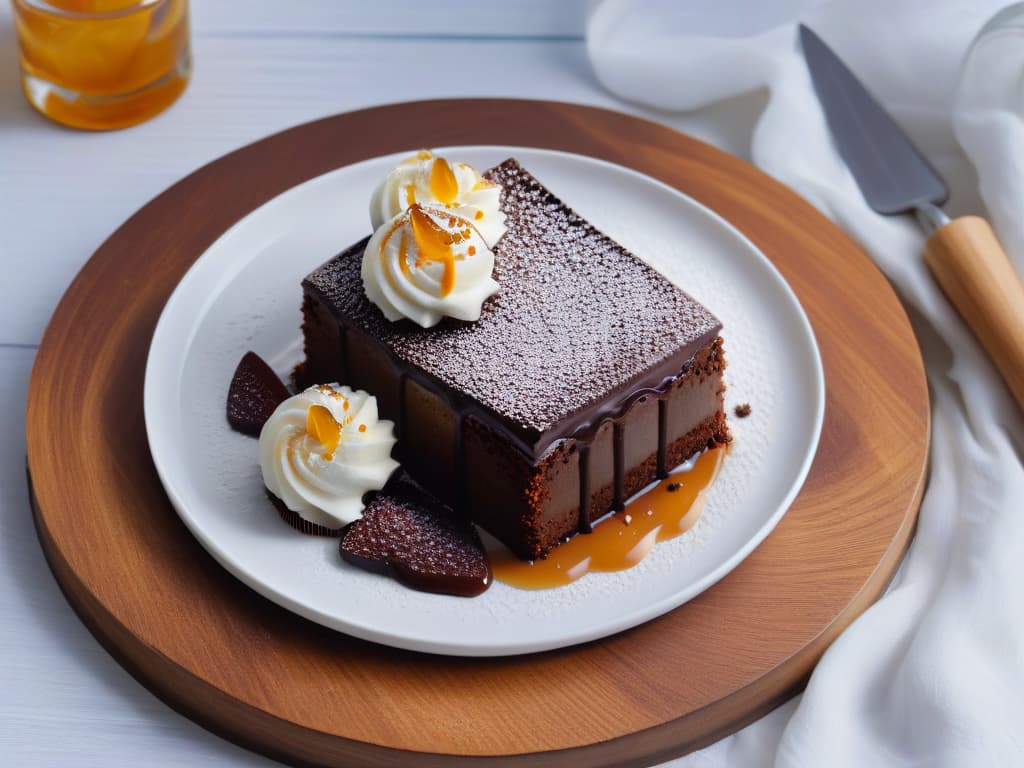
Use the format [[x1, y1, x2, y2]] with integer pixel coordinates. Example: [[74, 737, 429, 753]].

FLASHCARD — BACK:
[[26, 100, 929, 767]]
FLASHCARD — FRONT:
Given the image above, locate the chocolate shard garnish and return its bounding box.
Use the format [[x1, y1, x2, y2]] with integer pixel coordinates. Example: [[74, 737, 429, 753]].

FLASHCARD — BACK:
[[340, 481, 491, 597], [226, 351, 291, 437]]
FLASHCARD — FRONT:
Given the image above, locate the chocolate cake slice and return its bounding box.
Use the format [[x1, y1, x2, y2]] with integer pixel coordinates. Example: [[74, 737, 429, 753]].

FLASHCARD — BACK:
[[300, 159, 730, 560]]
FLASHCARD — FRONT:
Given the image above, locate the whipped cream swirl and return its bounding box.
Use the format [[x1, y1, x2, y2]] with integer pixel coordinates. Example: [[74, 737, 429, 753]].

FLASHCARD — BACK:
[[369, 150, 507, 247], [259, 384, 399, 529], [362, 203, 500, 328]]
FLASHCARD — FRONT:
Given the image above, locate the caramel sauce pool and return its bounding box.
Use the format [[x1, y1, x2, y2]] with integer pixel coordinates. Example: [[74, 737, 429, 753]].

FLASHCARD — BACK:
[[490, 447, 726, 590]]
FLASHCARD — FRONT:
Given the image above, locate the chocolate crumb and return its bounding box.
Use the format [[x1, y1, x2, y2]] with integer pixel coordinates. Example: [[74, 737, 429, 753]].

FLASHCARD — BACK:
[[734, 402, 752, 418], [667, 483, 682, 492]]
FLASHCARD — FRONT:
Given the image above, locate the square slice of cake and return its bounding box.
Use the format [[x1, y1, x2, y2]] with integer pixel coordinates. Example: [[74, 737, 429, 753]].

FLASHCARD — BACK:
[[298, 159, 730, 560]]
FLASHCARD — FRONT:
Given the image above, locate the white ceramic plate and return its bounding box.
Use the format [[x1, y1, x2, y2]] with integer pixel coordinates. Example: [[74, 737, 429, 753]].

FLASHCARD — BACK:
[[145, 146, 824, 657]]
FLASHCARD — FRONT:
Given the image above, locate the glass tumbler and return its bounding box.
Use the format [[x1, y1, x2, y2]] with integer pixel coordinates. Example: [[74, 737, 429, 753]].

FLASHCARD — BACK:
[[12, 0, 190, 130]]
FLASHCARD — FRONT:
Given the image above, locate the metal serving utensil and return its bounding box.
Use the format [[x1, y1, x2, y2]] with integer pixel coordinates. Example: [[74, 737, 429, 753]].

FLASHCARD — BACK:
[[801, 24, 1024, 411]]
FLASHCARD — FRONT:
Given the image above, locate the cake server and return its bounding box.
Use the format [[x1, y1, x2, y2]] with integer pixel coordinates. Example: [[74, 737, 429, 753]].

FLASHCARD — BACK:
[[800, 24, 1024, 411]]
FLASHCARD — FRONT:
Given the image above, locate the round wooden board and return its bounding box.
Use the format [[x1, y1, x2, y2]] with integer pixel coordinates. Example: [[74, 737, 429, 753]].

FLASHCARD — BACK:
[[26, 99, 929, 767]]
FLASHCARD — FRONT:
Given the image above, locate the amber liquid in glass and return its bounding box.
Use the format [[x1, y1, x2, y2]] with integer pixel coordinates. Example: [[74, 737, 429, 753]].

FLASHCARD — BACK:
[[13, 0, 190, 130]]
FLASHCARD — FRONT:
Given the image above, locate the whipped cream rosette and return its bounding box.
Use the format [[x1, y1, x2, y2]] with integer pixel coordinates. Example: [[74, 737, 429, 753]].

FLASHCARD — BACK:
[[362, 203, 500, 328], [369, 150, 506, 247], [259, 384, 399, 529]]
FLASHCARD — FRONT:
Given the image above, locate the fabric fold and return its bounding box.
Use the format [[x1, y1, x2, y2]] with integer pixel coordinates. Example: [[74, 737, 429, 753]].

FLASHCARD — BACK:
[[586, 2, 1024, 766]]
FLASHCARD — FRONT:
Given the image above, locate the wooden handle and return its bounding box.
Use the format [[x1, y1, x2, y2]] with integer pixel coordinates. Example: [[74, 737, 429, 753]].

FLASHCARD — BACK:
[[924, 216, 1024, 411]]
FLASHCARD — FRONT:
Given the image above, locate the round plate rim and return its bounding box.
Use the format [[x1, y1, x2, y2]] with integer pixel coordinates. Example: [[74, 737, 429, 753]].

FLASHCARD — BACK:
[[143, 144, 825, 656]]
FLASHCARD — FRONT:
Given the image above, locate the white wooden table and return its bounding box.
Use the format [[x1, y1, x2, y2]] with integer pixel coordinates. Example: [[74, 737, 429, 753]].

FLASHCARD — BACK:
[[0, 3, 764, 764]]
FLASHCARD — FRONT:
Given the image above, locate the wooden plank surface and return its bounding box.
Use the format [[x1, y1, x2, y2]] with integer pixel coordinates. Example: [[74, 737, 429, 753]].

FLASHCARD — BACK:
[[25, 99, 929, 767]]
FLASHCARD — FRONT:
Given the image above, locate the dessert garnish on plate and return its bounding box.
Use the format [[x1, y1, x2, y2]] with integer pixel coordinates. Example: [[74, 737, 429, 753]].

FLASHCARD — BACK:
[[362, 202, 500, 327], [362, 150, 506, 328], [340, 479, 491, 597], [369, 149, 507, 247], [225, 350, 492, 594], [226, 351, 291, 436], [258, 383, 399, 533]]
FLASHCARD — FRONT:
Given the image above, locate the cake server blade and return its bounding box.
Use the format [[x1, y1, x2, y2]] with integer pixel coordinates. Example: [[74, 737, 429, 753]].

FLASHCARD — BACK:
[[799, 24, 947, 216], [800, 23, 1024, 413]]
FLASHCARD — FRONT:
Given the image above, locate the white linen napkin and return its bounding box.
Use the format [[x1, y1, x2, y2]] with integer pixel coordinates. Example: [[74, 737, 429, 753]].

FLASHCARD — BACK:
[[588, 2, 1024, 766]]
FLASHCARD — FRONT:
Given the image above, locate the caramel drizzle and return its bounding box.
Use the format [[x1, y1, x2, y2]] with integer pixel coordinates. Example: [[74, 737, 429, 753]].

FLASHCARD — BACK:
[[380, 152, 491, 301], [428, 157, 459, 203], [378, 204, 476, 299], [408, 204, 469, 297], [307, 404, 341, 460], [491, 447, 726, 590], [379, 217, 407, 295], [397, 230, 411, 280], [305, 400, 356, 461]]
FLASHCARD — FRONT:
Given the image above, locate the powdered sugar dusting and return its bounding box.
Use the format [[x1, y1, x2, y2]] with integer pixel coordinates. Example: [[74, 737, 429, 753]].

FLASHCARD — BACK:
[[305, 159, 720, 438]]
